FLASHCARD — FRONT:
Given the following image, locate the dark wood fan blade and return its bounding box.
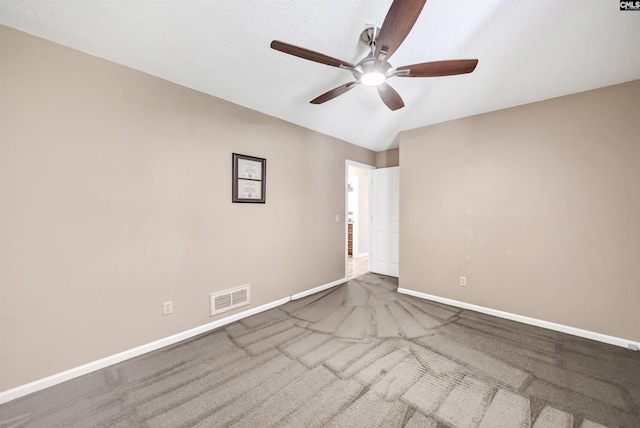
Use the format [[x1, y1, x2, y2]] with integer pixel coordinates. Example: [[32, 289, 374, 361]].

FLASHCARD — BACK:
[[396, 59, 478, 77], [271, 40, 355, 69], [310, 81, 358, 104], [376, 83, 405, 111], [375, 0, 427, 60]]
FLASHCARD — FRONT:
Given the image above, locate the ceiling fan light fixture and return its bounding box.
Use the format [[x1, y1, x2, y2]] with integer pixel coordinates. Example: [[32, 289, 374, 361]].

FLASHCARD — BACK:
[[361, 71, 386, 86], [358, 58, 390, 86]]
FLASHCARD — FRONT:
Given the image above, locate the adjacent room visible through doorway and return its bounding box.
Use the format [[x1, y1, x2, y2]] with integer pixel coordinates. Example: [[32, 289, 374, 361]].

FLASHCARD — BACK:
[[346, 161, 374, 280], [348, 255, 369, 279]]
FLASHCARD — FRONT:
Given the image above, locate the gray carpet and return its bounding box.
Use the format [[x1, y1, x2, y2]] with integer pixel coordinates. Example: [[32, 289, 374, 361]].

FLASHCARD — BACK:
[[1, 273, 639, 427]]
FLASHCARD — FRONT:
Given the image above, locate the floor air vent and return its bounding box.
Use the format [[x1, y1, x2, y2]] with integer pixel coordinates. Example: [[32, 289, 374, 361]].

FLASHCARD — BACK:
[[210, 284, 251, 316]]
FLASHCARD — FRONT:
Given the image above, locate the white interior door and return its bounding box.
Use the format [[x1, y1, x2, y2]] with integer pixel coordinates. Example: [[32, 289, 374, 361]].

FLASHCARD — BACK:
[[370, 167, 399, 277]]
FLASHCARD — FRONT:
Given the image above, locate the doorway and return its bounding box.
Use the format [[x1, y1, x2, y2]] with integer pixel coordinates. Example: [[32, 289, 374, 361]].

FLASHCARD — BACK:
[[346, 160, 374, 279]]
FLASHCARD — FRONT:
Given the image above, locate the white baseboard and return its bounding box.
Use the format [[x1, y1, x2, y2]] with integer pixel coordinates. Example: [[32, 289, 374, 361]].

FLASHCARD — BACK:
[[291, 277, 346, 300], [398, 287, 640, 352], [0, 296, 290, 405], [0, 277, 346, 405], [353, 253, 368, 259]]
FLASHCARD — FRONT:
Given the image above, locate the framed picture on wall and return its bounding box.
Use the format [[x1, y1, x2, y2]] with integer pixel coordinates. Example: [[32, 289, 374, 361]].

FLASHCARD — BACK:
[[232, 153, 266, 203]]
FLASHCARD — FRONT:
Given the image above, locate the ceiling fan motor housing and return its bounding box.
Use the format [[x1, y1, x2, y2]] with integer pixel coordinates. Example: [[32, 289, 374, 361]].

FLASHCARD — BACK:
[[356, 26, 392, 85]]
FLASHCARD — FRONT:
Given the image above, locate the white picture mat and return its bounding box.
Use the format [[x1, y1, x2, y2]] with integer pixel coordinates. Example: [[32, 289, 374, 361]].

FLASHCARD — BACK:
[[237, 158, 262, 180], [237, 179, 262, 199]]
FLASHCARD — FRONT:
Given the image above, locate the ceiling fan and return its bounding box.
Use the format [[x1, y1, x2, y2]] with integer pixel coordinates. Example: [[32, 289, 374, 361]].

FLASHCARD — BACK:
[[270, 0, 478, 111]]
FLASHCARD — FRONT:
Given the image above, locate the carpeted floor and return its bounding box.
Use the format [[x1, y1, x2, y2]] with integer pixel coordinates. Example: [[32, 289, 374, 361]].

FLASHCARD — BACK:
[[1, 273, 639, 427]]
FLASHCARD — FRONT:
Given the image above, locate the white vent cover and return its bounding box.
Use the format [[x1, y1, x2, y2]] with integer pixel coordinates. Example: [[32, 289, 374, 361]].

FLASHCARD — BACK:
[[210, 284, 251, 316]]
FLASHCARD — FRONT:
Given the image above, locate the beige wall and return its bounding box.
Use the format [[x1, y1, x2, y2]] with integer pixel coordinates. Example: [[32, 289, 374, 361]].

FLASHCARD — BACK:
[[0, 26, 375, 392], [400, 80, 640, 342], [376, 148, 399, 168]]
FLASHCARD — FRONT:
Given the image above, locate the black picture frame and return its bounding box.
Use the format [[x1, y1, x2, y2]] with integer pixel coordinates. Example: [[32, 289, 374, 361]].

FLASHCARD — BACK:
[[232, 153, 266, 203]]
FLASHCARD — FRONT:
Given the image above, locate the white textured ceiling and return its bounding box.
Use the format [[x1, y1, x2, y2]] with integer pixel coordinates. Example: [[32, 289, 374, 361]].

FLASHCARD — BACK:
[[2, 1, 639, 151]]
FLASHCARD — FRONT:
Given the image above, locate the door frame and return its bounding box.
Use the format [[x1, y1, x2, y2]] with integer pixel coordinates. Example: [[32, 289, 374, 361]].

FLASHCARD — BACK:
[[345, 160, 375, 280]]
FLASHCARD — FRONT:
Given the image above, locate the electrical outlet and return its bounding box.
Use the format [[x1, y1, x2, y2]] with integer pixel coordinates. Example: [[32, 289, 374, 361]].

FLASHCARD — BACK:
[[163, 301, 173, 315], [460, 276, 467, 287]]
